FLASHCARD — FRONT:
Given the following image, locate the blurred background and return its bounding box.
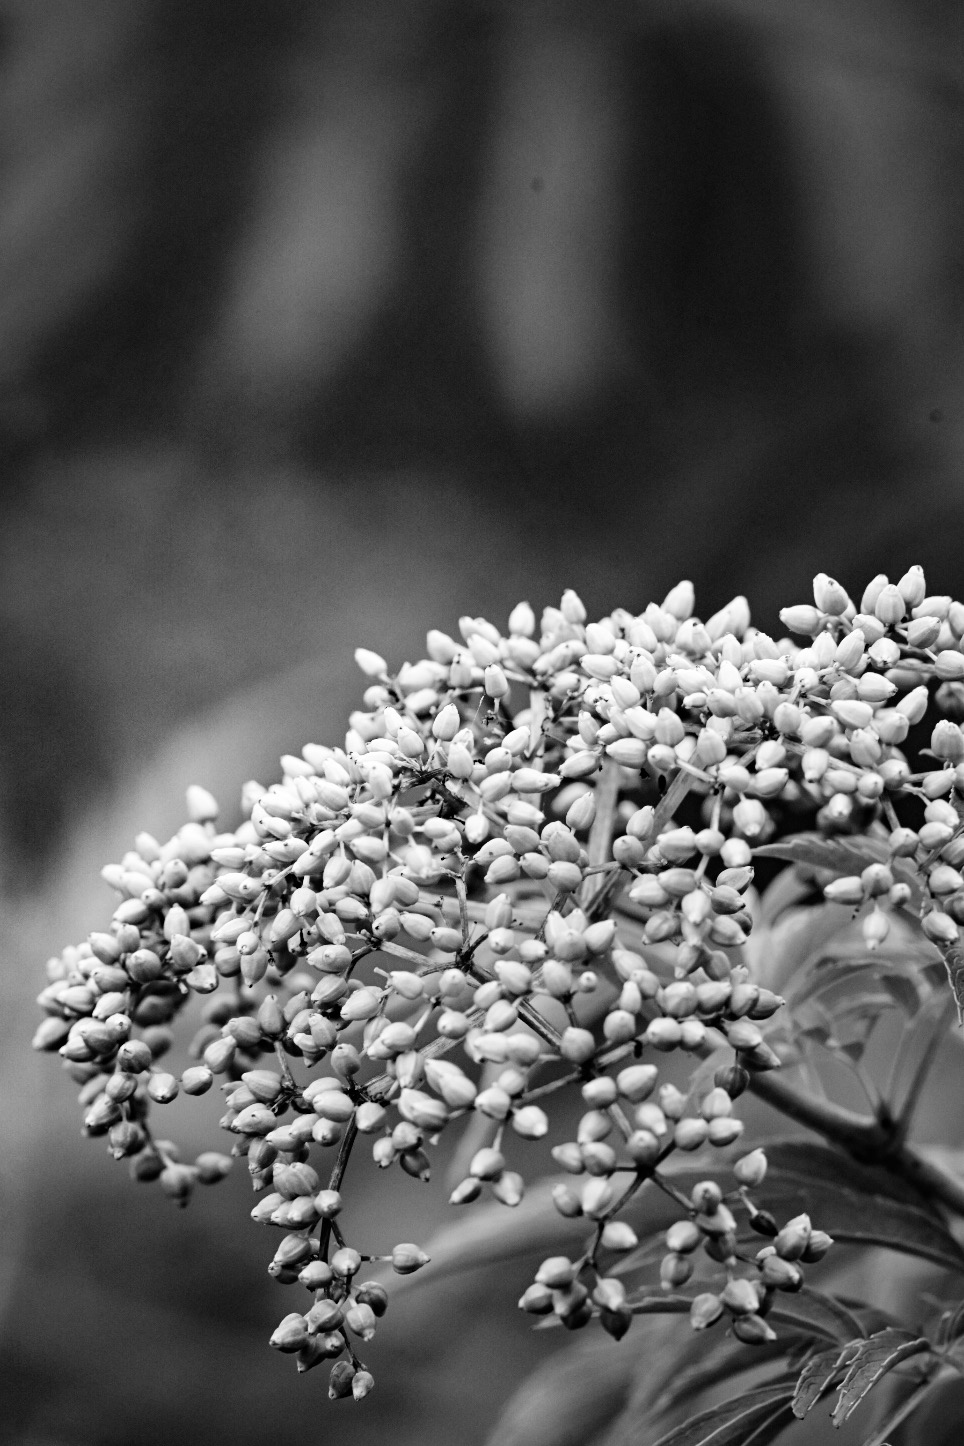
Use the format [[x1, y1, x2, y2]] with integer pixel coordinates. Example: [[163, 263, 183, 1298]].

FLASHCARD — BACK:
[[1, 0, 963, 1441]]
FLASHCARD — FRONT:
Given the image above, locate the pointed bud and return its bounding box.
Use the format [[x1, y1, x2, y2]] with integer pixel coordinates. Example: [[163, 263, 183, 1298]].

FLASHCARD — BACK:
[[185, 785, 219, 822], [328, 1361, 356, 1400], [897, 565, 926, 608], [390, 1243, 430, 1274], [932, 720, 964, 762], [801, 1229, 834, 1261], [689, 1292, 724, 1330], [734, 1149, 767, 1186], [560, 589, 587, 624], [732, 1313, 777, 1344], [812, 574, 850, 615], [774, 1213, 812, 1260], [662, 581, 695, 621], [780, 605, 822, 636]]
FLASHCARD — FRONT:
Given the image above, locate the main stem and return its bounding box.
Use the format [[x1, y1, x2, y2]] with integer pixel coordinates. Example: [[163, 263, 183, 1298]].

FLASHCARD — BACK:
[[748, 1070, 964, 1219]]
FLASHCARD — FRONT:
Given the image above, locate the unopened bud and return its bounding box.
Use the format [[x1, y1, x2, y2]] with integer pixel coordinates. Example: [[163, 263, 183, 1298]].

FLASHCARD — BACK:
[[328, 1361, 356, 1400], [390, 1243, 430, 1275], [812, 574, 850, 616], [774, 1213, 812, 1260], [689, 1292, 724, 1330], [732, 1313, 777, 1344]]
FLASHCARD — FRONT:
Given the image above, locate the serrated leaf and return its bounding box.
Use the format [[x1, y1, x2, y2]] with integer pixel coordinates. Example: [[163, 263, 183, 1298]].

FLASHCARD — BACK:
[[648, 1382, 797, 1446], [830, 1328, 930, 1427], [792, 1344, 852, 1417], [939, 940, 964, 1025]]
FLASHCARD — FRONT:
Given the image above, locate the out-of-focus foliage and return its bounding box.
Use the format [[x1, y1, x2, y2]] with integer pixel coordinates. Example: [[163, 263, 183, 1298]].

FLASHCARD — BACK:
[[2, 1, 964, 1442]]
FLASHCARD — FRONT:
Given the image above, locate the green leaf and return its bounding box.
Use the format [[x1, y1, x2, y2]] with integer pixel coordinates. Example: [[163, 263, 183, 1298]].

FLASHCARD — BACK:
[[482, 1333, 638, 1446], [830, 1328, 931, 1427], [392, 1136, 964, 1302], [647, 1383, 797, 1446], [855, 1375, 944, 1446], [752, 833, 891, 876], [767, 1287, 867, 1345], [625, 1294, 695, 1317], [620, 1285, 863, 1348], [790, 956, 925, 1019], [753, 1141, 964, 1275], [791, 1344, 852, 1417], [650, 1337, 794, 1422], [757, 863, 816, 927], [746, 900, 856, 995], [939, 940, 964, 1025]]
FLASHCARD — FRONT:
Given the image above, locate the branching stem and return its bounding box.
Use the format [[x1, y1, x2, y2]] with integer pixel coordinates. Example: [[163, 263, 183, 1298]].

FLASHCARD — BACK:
[[748, 1069, 964, 1219]]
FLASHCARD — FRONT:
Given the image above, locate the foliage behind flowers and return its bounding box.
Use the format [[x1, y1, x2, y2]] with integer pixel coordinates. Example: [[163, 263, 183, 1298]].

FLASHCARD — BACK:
[[32, 567, 964, 1438]]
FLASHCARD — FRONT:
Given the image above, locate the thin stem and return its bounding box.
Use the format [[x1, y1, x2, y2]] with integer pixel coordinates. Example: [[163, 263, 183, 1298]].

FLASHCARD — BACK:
[[318, 1118, 359, 1258], [649, 1168, 694, 1213], [274, 1040, 298, 1093], [454, 872, 470, 945], [582, 769, 694, 922], [586, 759, 620, 870]]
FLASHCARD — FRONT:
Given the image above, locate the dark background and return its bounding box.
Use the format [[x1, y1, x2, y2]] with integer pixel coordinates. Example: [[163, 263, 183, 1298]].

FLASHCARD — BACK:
[[1, 2, 963, 1443]]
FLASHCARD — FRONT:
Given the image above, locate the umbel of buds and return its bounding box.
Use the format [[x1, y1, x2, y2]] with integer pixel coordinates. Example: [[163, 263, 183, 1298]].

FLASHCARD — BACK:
[[33, 566, 964, 1401]]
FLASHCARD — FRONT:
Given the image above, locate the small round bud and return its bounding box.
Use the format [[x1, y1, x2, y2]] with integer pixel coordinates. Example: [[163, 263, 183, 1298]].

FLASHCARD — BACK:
[[732, 1314, 777, 1344], [390, 1243, 430, 1275], [774, 1213, 812, 1260], [734, 1149, 767, 1187], [689, 1292, 724, 1330], [330, 1247, 362, 1278]]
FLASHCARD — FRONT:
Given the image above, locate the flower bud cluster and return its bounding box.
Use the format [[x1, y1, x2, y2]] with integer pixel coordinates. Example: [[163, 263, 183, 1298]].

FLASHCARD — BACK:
[[34, 568, 964, 1394]]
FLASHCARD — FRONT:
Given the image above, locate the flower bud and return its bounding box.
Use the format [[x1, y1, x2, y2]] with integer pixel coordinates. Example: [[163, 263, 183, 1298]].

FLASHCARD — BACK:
[[923, 910, 959, 945], [354, 648, 387, 677], [732, 1314, 777, 1344], [780, 605, 822, 636], [801, 1229, 834, 1261], [535, 1256, 577, 1288], [734, 1149, 767, 1186], [660, 1252, 693, 1288], [932, 720, 964, 762], [270, 1312, 310, 1353], [519, 1283, 555, 1314], [759, 1254, 803, 1290], [823, 875, 864, 905], [689, 1292, 724, 1330], [774, 1213, 812, 1260], [159, 1163, 198, 1205], [328, 1361, 356, 1400], [935, 650, 964, 681], [390, 1243, 430, 1275], [812, 574, 850, 616]]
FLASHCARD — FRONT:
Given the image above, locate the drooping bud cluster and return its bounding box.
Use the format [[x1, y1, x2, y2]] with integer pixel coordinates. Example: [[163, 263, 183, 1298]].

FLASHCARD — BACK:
[[33, 568, 964, 1396]]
